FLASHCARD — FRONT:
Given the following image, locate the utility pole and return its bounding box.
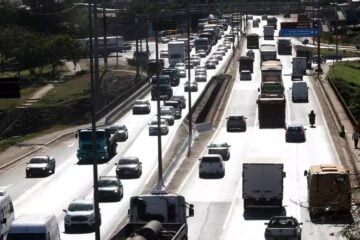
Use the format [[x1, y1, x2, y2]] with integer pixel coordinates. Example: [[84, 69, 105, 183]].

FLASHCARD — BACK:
[[135, 18, 140, 81], [102, 6, 108, 71], [187, 0, 192, 157]]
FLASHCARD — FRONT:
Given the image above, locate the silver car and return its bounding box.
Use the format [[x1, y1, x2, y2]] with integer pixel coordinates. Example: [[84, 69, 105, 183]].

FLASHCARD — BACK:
[[207, 143, 231, 160], [148, 118, 169, 136], [132, 99, 151, 114], [195, 73, 207, 82], [159, 107, 175, 126], [63, 199, 98, 232]]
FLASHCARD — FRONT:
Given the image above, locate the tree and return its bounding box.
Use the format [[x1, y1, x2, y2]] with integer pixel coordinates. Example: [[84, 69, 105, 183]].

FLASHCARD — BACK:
[[64, 40, 86, 70]]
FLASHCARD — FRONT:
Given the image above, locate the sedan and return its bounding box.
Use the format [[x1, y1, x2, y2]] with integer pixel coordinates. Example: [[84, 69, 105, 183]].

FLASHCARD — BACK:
[[109, 123, 128, 142], [160, 50, 168, 58], [265, 216, 302, 240], [115, 157, 142, 178], [208, 57, 219, 64], [26, 155, 56, 177], [285, 124, 306, 143], [190, 56, 201, 66], [211, 53, 223, 61], [199, 154, 225, 179], [226, 115, 247, 132], [215, 49, 226, 56], [195, 73, 207, 82], [159, 107, 175, 126], [197, 49, 207, 58], [207, 143, 231, 160], [132, 99, 151, 114], [184, 81, 198, 92], [205, 61, 216, 69], [148, 119, 169, 136], [98, 176, 123, 202]]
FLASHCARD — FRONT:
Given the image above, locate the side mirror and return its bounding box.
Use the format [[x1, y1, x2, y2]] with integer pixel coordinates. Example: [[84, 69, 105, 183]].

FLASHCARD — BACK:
[[299, 222, 303, 225], [304, 170, 308, 176], [188, 204, 194, 217], [257, 88, 260, 92]]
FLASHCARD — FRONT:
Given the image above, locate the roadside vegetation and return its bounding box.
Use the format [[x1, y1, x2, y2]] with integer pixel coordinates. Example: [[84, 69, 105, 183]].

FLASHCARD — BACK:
[[296, 45, 360, 58], [327, 61, 360, 123]]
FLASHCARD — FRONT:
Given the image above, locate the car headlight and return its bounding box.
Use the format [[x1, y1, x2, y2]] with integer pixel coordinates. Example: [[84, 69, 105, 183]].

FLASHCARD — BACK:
[[26, 167, 30, 170]]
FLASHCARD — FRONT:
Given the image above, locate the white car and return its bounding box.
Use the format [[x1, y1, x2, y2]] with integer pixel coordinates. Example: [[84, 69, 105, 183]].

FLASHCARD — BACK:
[[175, 63, 186, 77], [148, 119, 169, 136], [199, 154, 225, 179], [63, 199, 98, 232], [195, 72, 207, 82], [132, 99, 151, 114]]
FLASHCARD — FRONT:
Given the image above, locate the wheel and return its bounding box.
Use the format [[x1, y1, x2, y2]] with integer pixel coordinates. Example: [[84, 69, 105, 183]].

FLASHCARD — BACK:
[[26, 172, 31, 178], [64, 225, 70, 233]]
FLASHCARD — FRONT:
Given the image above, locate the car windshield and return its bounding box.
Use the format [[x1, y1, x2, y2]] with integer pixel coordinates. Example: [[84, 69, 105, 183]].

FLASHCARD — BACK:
[[269, 218, 296, 227], [29, 158, 48, 164], [118, 159, 137, 164], [134, 100, 147, 105], [98, 179, 118, 187], [209, 143, 228, 148], [202, 157, 220, 163], [287, 127, 303, 132], [229, 116, 243, 120], [68, 202, 94, 211]]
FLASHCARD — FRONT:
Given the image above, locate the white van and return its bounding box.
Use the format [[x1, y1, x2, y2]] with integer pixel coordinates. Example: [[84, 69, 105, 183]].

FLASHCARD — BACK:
[[0, 191, 15, 240], [7, 214, 60, 240]]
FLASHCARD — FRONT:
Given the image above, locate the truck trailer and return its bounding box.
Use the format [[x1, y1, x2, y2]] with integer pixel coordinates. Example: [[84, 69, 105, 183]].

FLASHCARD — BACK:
[[257, 96, 286, 128], [168, 41, 185, 67], [114, 192, 194, 240], [243, 159, 286, 210], [260, 44, 277, 63], [239, 56, 254, 73], [263, 25, 274, 40], [261, 59, 282, 82], [277, 39, 292, 55], [247, 33, 259, 49]]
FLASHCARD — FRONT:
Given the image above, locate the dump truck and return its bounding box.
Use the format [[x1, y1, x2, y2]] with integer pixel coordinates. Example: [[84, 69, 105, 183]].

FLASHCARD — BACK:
[[261, 59, 282, 82], [257, 95, 286, 128], [114, 191, 194, 240], [277, 39, 292, 55], [76, 128, 120, 163], [263, 25, 274, 40], [239, 56, 254, 73], [304, 164, 352, 219], [247, 33, 259, 49], [243, 159, 286, 210], [260, 44, 277, 63]]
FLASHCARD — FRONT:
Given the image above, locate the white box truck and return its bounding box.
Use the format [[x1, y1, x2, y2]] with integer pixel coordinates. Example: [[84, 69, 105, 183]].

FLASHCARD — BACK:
[[242, 159, 286, 210], [168, 41, 185, 67]]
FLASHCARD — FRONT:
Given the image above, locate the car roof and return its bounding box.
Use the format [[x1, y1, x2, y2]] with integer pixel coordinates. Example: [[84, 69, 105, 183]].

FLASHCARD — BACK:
[[71, 199, 93, 205]]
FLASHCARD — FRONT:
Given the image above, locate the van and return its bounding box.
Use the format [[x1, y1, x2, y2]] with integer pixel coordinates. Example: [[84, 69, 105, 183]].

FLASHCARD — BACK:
[[7, 214, 60, 240], [291, 82, 309, 103], [0, 191, 15, 240]]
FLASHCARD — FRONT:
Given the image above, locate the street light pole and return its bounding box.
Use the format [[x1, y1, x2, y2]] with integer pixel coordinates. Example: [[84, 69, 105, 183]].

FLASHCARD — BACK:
[[187, 0, 193, 157]]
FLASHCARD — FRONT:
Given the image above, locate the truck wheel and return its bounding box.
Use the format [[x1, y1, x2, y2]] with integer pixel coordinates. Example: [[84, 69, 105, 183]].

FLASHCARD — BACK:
[[64, 225, 71, 233], [26, 172, 31, 178]]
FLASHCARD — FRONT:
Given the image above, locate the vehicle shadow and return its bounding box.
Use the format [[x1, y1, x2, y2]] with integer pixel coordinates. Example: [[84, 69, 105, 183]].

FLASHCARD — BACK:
[[243, 207, 287, 220]]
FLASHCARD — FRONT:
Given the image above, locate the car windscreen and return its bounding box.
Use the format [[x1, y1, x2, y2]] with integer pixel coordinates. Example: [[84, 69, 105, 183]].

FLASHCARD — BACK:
[[7, 233, 47, 240], [68, 203, 94, 211], [201, 157, 220, 163], [118, 159, 137, 164], [98, 180, 118, 187], [29, 158, 48, 164], [269, 218, 295, 227], [287, 127, 302, 133]]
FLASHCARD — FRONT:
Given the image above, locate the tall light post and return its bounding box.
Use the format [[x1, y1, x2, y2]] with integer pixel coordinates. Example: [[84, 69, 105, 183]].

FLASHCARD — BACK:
[[187, 0, 193, 157]]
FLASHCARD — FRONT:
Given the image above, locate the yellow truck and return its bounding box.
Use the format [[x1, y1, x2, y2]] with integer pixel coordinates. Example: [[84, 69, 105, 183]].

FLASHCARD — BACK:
[[304, 164, 352, 219]]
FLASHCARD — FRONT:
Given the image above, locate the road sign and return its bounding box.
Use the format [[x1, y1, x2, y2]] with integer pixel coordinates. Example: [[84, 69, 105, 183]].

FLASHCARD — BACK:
[[279, 28, 319, 37]]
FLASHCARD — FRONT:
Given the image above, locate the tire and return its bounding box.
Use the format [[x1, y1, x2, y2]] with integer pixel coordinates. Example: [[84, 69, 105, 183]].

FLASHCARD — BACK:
[[64, 225, 71, 233], [26, 172, 31, 178]]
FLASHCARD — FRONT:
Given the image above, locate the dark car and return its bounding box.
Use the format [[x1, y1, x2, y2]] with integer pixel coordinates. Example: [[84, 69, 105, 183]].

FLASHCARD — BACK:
[[132, 100, 151, 114], [98, 176, 123, 202], [171, 95, 186, 109], [226, 115, 247, 132], [109, 123, 128, 142], [115, 157, 142, 179], [26, 155, 56, 177], [246, 50, 255, 59], [302, 38, 309, 45], [265, 216, 302, 240], [161, 68, 180, 87], [285, 124, 306, 143], [184, 81, 198, 92]]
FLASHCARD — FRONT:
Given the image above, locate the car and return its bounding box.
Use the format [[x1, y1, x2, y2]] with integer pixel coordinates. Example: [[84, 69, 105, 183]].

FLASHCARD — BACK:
[[302, 38, 309, 45], [226, 115, 247, 132], [195, 65, 206, 73], [26, 155, 56, 177], [217, 46, 228, 53], [161, 68, 180, 86], [285, 124, 306, 143], [205, 59, 217, 69], [291, 81, 309, 102], [223, 42, 232, 49], [170, 95, 186, 109], [160, 36, 170, 43], [246, 50, 255, 59], [199, 154, 225, 179], [240, 70, 252, 81], [63, 199, 98, 232], [174, 63, 186, 77], [109, 123, 128, 142], [190, 56, 201, 66], [211, 53, 223, 61], [224, 34, 234, 42], [264, 216, 302, 240], [208, 57, 219, 65], [185, 60, 194, 69], [115, 157, 142, 178], [160, 50, 168, 58], [195, 72, 207, 82], [184, 81, 198, 92], [215, 49, 226, 56], [163, 100, 182, 119], [196, 49, 207, 58], [252, 21, 259, 28], [148, 118, 169, 136], [98, 176, 123, 202], [207, 143, 231, 160], [159, 107, 175, 126], [132, 99, 151, 114]]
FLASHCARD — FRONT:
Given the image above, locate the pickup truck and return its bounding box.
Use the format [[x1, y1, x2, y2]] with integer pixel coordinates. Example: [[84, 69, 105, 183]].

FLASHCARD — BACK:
[[264, 216, 302, 240]]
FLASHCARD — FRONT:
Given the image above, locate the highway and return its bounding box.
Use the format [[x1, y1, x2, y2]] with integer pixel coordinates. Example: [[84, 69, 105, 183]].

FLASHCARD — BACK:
[[0, 15, 351, 240]]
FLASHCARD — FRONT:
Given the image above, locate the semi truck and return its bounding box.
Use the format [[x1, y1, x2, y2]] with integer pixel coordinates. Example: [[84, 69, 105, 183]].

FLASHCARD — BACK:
[[263, 25, 274, 40], [76, 128, 120, 163], [247, 33, 259, 49], [277, 39, 292, 55], [304, 164, 352, 219], [243, 159, 286, 210], [114, 191, 194, 240], [260, 44, 277, 63], [239, 56, 254, 73], [168, 41, 185, 67], [261, 59, 282, 82]]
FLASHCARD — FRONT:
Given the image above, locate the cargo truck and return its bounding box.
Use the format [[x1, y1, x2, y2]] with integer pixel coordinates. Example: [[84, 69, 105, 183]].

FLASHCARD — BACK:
[[257, 95, 286, 128], [263, 25, 274, 40], [247, 33, 259, 49], [243, 159, 286, 210], [292, 57, 307, 80], [261, 59, 282, 82], [304, 164, 352, 219], [277, 39, 292, 55], [168, 41, 185, 67], [194, 38, 211, 54], [239, 56, 254, 73], [260, 44, 277, 63], [114, 191, 194, 240], [296, 48, 312, 69], [76, 128, 120, 163]]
